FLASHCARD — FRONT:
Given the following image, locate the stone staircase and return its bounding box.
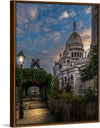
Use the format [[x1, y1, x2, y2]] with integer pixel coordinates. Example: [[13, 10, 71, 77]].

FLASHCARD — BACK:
[[16, 97, 48, 110], [29, 103, 48, 109]]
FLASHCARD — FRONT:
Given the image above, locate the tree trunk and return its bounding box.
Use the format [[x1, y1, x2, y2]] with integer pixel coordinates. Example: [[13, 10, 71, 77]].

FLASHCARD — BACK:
[[25, 87, 28, 96]]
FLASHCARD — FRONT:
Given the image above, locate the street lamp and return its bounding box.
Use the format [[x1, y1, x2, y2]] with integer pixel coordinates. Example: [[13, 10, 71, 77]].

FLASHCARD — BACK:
[[17, 51, 25, 119]]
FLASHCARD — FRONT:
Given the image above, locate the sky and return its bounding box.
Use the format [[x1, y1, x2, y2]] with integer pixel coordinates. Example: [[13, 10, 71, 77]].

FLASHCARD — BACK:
[[16, 3, 92, 74]]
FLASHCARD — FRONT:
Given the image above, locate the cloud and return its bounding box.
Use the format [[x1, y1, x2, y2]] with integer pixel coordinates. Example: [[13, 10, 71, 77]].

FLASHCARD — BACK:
[[54, 32, 61, 41], [59, 10, 76, 19], [28, 8, 38, 20], [16, 4, 38, 25], [84, 7, 91, 14], [44, 17, 58, 25], [59, 11, 69, 19], [33, 37, 47, 47], [53, 55, 60, 62], [80, 28, 91, 51], [17, 13, 29, 25], [43, 50, 48, 54], [26, 21, 42, 33], [46, 31, 61, 40], [69, 10, 76, 17], [16, 27, 26, 37], [78, 21, 83, 29], [43, 27, 50, 32]]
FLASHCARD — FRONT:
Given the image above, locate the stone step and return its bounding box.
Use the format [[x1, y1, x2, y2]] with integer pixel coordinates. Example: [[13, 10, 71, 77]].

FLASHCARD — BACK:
[[29, 101, 44, 104], [23, 99, 43, 102], [29, 104, 48, 109], [16, 105, 48, 110]]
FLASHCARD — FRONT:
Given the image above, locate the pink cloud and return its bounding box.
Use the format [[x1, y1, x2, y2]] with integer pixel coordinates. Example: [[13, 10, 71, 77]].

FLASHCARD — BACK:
[[80, 28, 91, 51]]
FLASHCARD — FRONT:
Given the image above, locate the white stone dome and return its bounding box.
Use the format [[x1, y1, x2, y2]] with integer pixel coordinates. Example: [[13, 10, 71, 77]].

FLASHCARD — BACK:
[[67, 31, 82, 45], [62, 20, 84, 58]]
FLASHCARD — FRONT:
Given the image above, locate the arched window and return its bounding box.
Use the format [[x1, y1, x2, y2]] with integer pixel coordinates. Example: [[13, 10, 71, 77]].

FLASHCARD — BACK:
[[72, 52, 73, 58], [65, 77, 67, 82], [71, 75, 73, 80], [74, 52, 76, 57], [63, 60, 66, 64], [67, 60, 70, 64], [77, 52, 79, 57], [80, 53, 82, 57]]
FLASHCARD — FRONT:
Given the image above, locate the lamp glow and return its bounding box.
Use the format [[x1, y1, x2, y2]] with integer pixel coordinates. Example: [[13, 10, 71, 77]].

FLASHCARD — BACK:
[[17, 51, 25, 65]]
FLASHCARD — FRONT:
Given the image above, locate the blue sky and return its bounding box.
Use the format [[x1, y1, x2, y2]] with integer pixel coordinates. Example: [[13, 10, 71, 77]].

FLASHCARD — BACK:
[[16, 3, 92, 74]]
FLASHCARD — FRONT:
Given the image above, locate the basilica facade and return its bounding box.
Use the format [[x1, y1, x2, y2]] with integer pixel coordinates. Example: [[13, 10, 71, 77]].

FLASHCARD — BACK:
[[53, 21, 90, 94]]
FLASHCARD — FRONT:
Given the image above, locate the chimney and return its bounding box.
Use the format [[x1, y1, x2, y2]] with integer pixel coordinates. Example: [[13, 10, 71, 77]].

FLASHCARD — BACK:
[[37, 59, 39, 64], [32, 59, 35, 64]]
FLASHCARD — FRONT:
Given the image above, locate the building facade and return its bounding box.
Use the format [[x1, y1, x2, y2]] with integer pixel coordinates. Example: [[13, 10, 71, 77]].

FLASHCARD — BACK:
[[31, 59, 43, 71], [53, 21, 90, 94]]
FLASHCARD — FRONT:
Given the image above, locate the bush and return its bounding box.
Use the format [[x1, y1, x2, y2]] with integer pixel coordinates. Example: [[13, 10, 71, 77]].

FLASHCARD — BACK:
[[71, 95, 85, 103], [64, 83, 73, 94], [27, 90, 31, 96], [84, 87, 96, 102], [52, 90, 59, 99]]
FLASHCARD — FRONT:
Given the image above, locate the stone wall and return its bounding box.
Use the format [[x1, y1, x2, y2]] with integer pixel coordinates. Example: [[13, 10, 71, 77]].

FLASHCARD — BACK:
[[82, 79, 94, 90], [92, 5, 98, 45]]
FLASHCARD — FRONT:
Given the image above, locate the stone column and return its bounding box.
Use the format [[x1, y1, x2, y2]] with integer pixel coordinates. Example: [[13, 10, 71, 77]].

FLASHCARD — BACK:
[[74, 73, 80, 94]]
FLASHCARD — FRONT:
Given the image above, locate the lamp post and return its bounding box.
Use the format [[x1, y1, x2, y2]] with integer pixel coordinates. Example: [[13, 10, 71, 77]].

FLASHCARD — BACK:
[[17, 51, 25, 119]]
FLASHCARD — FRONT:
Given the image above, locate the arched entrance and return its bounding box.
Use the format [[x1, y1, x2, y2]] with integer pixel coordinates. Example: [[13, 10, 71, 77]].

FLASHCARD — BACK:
[[22, 79, 43, 97]]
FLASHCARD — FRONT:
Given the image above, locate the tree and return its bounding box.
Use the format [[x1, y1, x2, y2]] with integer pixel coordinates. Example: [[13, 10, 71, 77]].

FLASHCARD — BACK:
[[50, 77, 59, 98], [52, 77, 59, 92], [64, 83, 72, 94], [84, 87, 95, 102], [80, 44, 97, 81]]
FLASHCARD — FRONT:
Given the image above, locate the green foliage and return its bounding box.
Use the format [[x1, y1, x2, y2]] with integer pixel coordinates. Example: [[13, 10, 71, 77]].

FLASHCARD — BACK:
[[52, 90, 59, 99], [50, 77, 59, 98], [27, 90, 31, 96], [16, 67, 52, 99], [80, 44, 97, 82], [58, 93, 85, 104], [71, 95, 85, 103], [16, 68, 51, 86], [52, 77, 59, 91], [59, 93, 72, 103], [64, 83, 73, 94], [51, 86, 97, 104], [90, 44, 98, 74], [84, 87, 96, 102]]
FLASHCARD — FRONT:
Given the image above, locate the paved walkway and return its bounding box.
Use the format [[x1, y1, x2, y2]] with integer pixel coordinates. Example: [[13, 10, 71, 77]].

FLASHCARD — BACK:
[[16, 97, 56, 125]]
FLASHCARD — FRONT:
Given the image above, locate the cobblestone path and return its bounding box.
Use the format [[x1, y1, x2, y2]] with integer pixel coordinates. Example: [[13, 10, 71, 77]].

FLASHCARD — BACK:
[[16, 97, 56, 125]]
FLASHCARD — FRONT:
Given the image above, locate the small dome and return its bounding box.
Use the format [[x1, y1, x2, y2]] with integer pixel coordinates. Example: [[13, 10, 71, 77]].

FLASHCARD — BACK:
[[63, 43, 70, 57], [63, 49, 67, 56]]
